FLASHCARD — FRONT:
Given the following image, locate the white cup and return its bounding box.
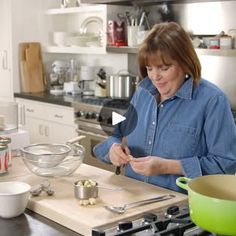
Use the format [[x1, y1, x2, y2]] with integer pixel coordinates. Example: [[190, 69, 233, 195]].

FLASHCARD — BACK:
[[127, 26, 145, 47], [137, 30, 149, 45]]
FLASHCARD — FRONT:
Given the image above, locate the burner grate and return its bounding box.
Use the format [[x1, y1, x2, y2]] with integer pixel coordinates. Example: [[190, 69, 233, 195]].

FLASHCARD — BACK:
[[92, 206, 216, 236]]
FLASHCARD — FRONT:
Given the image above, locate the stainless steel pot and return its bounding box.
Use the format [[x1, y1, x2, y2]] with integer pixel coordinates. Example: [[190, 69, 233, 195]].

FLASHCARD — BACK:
[[107, 71, 137, 98]]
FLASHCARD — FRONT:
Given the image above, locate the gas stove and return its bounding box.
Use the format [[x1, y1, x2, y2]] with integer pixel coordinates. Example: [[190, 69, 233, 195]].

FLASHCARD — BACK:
[[74, 97, 129, 135], [92, 205, 215, 236]]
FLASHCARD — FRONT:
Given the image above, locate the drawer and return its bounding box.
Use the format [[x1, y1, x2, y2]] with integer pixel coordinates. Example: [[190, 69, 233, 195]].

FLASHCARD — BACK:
[[46, 105, 75, 126], [22, 101, 45, 119]]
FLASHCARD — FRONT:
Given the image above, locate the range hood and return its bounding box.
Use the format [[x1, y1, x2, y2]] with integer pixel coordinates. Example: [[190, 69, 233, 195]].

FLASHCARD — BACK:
[[81, 0, 235, 6]]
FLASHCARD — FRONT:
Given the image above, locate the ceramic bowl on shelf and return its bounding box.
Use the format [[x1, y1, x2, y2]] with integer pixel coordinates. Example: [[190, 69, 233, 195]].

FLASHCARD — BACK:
[[67, 33, 101, 47], [52, 32, 71, 46]]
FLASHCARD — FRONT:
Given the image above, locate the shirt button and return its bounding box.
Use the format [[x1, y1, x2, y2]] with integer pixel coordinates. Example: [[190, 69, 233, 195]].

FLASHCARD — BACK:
[[152, 121, 155, 125], [160, 104, 164, 108], [148, 140, 152, 145]]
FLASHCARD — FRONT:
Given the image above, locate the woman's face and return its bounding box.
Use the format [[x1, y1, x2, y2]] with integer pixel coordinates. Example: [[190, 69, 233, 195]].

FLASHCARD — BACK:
[[146, 58, 185, 101]]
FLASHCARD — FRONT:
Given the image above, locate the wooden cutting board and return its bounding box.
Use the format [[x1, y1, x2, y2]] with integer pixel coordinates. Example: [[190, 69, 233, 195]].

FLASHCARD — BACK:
[[19, 42, 45, 93], [2, 157, 188, 236]]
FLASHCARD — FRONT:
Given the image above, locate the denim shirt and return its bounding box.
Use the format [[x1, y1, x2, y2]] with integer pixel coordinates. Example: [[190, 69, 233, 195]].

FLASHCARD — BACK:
[[93, 77, 236, 193]]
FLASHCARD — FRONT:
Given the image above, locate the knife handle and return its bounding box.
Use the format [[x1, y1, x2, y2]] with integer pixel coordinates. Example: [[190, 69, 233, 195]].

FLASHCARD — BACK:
[[115, 166, 121, 175]]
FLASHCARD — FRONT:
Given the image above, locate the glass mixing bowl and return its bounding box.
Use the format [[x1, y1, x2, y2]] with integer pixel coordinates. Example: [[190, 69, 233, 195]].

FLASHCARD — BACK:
[[21, 143, 71, 168], [22, 144, 85, 177]]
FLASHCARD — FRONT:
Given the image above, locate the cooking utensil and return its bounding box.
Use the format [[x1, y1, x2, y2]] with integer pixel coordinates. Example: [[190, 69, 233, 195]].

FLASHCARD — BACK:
[[22, 146, 84, 177], [21, 136, 85, 169], [104, 194, 175, 214], [22, 136, 85, 177], [0, 181, 31, 218], [115, 136, 127, 175], [21, 143, 71, 168], [176, 175, 236, 235], [107, 71, 137, 98], [30, 180, 55, 197], [19, 42, 45, 93], [98, 186, 123, 191], [74, 180, 98, 200]]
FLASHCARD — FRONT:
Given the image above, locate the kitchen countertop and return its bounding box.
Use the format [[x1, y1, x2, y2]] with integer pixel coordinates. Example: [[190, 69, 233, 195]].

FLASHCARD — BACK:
[[0, 209, 81, 236], [14, 92, 83, 107], [1, 157, 187, 236]]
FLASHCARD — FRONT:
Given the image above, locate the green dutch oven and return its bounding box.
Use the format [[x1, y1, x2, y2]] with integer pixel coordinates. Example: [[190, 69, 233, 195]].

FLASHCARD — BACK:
[[176, 175, 236, 235]]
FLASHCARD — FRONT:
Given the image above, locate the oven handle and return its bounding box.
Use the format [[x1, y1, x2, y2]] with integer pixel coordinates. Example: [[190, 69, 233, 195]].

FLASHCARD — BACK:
[[77, 129, 108, 140]]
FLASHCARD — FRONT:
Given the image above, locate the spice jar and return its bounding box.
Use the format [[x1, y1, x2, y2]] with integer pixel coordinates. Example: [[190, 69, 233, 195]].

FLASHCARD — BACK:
[[0, 145, 8, 175], [209, 38, 220, 49], [0, 137, 12, 167]]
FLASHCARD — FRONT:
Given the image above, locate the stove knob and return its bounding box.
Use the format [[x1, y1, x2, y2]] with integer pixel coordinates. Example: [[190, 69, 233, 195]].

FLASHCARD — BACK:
[[118, 221, 133, 231], [91, 229, 105, 236], [143, 213, 158, 223], [97, 115, 104, 122], [85, 112, 93, 119], [91, 112, 97, 119], [75, 110, 84, 117], [107, 116, 112, 125], [166, 205, 180, 215]]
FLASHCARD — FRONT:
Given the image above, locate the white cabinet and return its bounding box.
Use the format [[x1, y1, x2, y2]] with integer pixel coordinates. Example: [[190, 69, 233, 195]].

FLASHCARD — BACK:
[[0, 0, 13, 101], [0, 0, 44, 100], [16, 98, 77, 144]]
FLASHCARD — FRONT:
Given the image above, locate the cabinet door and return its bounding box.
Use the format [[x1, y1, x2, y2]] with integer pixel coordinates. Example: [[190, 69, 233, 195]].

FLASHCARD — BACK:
[[25, 117, 50, 143], [50, 123, 77, 144], [0, 0, 13, 101]]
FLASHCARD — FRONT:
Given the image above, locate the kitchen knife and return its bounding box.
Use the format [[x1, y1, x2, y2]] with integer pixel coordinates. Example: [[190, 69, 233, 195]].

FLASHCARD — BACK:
[[115, 137, 127, 175]]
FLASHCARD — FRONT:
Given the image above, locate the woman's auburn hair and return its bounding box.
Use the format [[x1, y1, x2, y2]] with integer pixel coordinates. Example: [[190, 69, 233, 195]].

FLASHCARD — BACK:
[[138, 22, 201, 84]]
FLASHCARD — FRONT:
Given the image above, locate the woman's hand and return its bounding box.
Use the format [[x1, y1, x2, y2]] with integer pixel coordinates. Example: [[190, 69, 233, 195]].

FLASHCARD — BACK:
[[109, 143, 131, 166], [130, 156, 183, 176]]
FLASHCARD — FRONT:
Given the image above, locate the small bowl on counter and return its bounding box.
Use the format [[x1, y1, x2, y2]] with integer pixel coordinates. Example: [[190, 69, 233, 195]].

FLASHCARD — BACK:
[[0, 181, 31, 218], [74, 179, 98, 200]]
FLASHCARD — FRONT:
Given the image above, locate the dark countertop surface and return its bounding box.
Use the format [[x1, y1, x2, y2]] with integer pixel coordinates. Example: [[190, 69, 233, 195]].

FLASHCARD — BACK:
[[14, 92, 83, 107], [0, 209, 81, 236]]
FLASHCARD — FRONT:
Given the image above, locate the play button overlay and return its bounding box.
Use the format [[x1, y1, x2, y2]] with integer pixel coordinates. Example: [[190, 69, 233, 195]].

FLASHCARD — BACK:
[[112, 111, 126, 125], [98, 99, 138, 137]]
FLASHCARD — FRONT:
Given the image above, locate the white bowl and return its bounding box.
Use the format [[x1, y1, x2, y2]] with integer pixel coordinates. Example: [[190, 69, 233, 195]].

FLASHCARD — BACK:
[[0, 181, 31, 218], [53, 32, 71, 46]]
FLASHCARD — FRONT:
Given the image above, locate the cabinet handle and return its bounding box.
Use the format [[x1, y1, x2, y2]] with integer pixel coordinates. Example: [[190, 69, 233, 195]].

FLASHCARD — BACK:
[[19, 104, 26, 126], [54, 114, 63, 119], [2, 50, 8, 70], [39, 124, 44, 136], [44, 126, 49, 137], [26, 108, 34, 113]]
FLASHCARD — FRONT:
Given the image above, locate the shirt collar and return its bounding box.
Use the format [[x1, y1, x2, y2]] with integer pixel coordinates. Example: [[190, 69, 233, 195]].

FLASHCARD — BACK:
[[139, 76, 194, 100]]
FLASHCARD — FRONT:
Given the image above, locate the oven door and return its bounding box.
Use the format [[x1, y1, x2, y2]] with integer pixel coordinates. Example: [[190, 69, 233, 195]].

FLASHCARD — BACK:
[[77, 128, 116, 172]]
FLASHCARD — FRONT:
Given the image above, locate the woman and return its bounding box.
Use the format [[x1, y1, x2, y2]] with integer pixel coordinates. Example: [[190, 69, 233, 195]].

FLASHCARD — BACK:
[[93, 22, 236, 193]]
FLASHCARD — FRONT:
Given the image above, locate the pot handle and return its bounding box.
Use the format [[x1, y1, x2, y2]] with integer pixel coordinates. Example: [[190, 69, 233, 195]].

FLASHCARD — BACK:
[[176, 177, 192, 191], [117, 69, 129, 75]]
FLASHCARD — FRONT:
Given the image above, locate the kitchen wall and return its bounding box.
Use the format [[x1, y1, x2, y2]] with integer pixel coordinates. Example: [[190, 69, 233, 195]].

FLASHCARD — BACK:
[[13, 1, 236, 93], [146, 1, 236, 34]]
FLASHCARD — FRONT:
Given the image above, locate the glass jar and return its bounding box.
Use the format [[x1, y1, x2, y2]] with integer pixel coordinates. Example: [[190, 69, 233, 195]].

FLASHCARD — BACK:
[[0, 101, 18, 133], [0, 145, 8, 175], [0, 137, 12, 167]]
